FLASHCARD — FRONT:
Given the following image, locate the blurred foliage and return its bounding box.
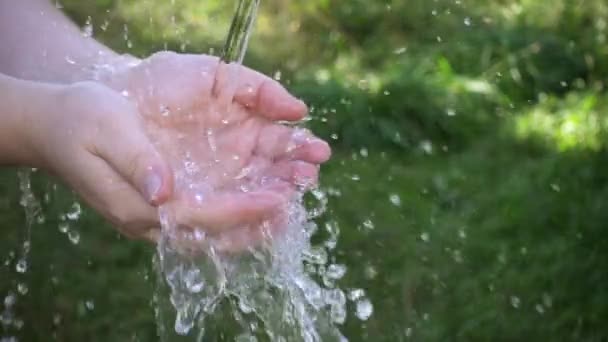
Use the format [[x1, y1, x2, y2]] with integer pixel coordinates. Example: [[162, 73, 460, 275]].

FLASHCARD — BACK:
[[3, 0, 608, 341]]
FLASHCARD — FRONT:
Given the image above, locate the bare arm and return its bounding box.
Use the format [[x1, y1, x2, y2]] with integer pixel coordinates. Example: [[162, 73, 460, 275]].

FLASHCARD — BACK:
[[0, 73, 55, 165], [0, 0, 130, 83]]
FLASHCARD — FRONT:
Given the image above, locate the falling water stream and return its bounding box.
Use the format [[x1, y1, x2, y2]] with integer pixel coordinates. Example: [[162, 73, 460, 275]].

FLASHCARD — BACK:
[[2, 1, 372, 341]]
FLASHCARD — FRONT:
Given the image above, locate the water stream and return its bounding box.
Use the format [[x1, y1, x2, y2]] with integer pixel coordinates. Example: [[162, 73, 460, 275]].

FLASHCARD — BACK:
[[152, 0, 362, 340]]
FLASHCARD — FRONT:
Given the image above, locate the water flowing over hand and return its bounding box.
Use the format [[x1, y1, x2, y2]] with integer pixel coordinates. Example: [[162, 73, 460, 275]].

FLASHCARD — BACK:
[[102, 51, 331, 251]]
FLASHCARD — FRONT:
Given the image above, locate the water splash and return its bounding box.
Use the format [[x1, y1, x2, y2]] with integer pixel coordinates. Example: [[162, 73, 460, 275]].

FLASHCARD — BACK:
[[152, 1, 358, 340], [1, 170, 43, 341]]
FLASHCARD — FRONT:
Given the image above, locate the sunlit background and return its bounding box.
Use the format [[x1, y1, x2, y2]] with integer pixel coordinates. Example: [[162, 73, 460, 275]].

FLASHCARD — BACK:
[[2, 0, 608, 340]]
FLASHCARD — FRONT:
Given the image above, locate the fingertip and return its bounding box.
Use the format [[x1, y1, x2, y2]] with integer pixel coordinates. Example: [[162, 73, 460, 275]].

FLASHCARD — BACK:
[[257, 81, 308, 121], [287, 139, 332, 164], [143, 163, 174, 206], [290, 99, 308, 120], [310, 140, 332, 163]]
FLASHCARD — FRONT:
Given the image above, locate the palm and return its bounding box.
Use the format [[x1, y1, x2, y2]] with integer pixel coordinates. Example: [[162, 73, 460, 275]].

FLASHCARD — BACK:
[[107, 52, 329, 244]]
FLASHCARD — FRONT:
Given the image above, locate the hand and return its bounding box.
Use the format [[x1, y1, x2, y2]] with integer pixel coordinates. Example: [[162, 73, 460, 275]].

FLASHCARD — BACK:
[[99, 52, 331, 251], [44, 51, 329, 250], [22, 81, 173, 242]]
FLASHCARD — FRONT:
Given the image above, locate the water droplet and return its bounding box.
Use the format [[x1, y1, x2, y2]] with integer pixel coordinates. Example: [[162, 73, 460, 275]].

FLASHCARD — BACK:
[[361, 219, 374, 231], [17, 283, 28, 295], [160, 105, 171, 117], [394, 47, 407, 54], [420, 232, 430, 242], [58, 222, 69, 233], [542, 293, 553, 308], [364, 264, 378, 279], [355, 298, 373, 321], [347, 289, 365, 301], [303, 247, 328, 265], [15, 259, 27, 273], [389, 194, 401, 207], [357, 79, 369, 90], [85, 300, 95, 311], [458, 229, 467, 239], [4, 293, 17, 307], [453, 249, 463, 263], [420, 140, 434, 154], [66, 202, 81, 220], [326, 264, 347, 280], [68, 230, 80, 245], [535, 303, 545, 314], [510, 295, 521, 308], [82, 16, 93, 38], [121, 90, 130, 97], [464, 17, 472, 26]]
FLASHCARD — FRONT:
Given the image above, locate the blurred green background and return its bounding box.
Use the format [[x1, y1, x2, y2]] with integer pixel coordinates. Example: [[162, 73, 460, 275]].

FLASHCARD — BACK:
[[2, 0, 608, 340]]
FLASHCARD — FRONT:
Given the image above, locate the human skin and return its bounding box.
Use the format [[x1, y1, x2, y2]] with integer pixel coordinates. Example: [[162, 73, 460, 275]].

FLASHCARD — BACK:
[[0, 1, 331, 248]]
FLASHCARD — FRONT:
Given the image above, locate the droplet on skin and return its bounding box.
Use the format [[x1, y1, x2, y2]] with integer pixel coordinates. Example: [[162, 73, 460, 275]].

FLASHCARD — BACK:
[[160, 105, 171, 117]]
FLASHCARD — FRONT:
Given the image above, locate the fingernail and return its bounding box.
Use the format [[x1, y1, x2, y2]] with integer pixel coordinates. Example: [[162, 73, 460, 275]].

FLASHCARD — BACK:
[[144, 171, 162, 204]]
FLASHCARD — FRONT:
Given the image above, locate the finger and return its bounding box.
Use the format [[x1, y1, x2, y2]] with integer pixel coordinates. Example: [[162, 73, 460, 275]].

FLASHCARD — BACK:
[[265, 161, 320, 188], [256, 126, 331, 163], [215, 62, 307, 121], [175, 190, 284, 232], [63, 153, 159, 241], [94, 101, 173, 206]]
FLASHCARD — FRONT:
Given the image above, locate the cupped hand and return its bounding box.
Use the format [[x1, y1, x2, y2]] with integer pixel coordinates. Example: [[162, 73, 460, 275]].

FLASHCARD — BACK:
[[49, 51, 330, 249]]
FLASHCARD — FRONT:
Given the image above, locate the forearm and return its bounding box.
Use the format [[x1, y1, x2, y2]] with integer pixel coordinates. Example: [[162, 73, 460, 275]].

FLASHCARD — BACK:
[[0, 0, 131, 83], [0, 73, 54, 166]]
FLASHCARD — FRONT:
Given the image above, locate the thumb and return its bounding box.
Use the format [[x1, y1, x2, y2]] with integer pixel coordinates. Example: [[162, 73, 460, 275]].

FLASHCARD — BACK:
[[94, 113, 173, 206]]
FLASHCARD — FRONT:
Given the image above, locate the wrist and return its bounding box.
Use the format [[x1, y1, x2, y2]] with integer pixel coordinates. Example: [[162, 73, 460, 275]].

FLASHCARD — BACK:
[[0, 74, 59, 167]]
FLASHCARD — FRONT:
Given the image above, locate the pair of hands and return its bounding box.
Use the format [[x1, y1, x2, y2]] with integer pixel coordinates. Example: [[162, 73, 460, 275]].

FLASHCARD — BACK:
[[28, 52, 330, 251]]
